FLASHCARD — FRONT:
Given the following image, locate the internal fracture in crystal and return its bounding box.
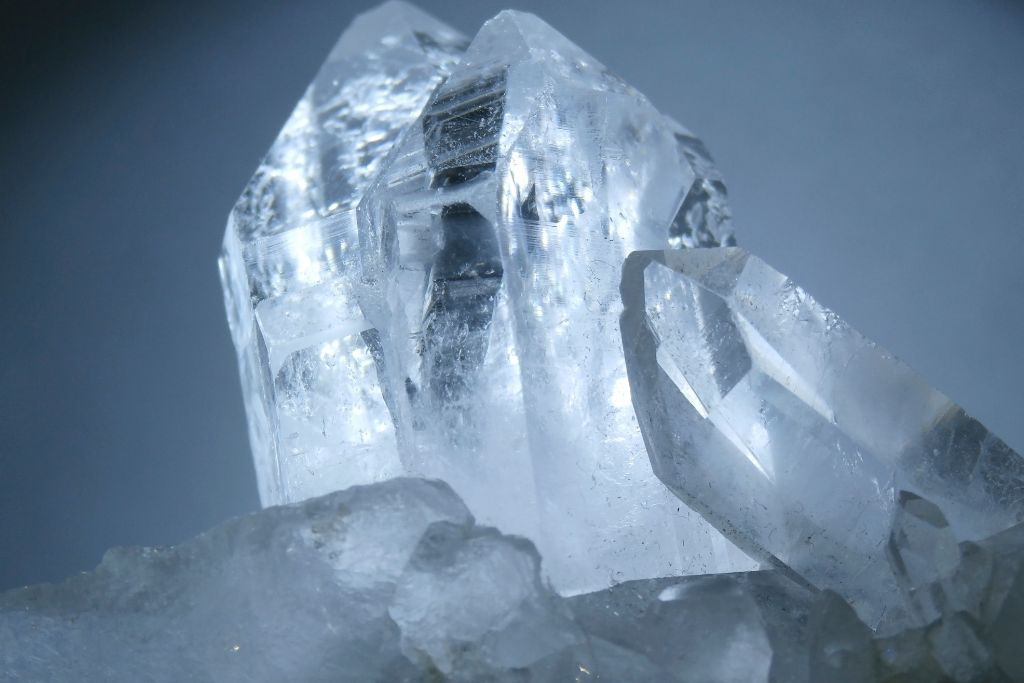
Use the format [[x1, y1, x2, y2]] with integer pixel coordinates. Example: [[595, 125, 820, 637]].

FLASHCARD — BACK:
[[620, 247, 1024, 629]]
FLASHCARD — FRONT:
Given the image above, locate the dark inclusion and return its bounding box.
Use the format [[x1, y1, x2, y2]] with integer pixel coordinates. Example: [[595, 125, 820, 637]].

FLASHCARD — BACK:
[[415, 71, 508, 429]]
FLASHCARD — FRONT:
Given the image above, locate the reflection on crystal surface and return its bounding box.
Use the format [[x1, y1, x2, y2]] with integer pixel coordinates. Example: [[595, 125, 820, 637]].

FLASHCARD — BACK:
[[621, 247, 1024, 629], [218, 2, 467, 505], [358, 9, 749, 592]]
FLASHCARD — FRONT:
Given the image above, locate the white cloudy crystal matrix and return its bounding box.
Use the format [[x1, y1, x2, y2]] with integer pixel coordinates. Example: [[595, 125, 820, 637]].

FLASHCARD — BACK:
[[0, 479, 820, 682], [220, 2, 754, 592], [620, 247, 1024, 630]]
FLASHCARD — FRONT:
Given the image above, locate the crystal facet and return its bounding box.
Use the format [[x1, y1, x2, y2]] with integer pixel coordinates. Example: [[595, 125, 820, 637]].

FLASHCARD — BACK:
[[620, 247, 1024, 629]]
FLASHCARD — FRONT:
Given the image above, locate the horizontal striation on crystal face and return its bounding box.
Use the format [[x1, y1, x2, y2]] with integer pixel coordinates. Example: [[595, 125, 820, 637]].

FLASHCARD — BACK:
[[620, 247, 1024, 629], [218, 2, 467, 506], [356, 9, 749, 593]]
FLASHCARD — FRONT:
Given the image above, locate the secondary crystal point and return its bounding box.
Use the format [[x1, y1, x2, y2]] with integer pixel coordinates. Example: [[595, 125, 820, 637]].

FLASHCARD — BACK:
[[620, 246, 1024, 629]]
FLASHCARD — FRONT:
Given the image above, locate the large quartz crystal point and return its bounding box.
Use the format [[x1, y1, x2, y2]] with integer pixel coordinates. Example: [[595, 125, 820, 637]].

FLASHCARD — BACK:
[[358, 8, 750, 593], [218, 2, 467, 506], [620, 247, 1024, 630]]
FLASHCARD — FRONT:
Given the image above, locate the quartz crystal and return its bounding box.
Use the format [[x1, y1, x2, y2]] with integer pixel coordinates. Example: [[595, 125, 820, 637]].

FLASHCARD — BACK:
[[620, 247, 1024, 630], [220, 3, 753, 593]]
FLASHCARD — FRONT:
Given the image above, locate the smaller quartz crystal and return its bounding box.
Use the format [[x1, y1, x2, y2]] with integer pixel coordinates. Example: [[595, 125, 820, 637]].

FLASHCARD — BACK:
[[620, 247, 1024, 629]]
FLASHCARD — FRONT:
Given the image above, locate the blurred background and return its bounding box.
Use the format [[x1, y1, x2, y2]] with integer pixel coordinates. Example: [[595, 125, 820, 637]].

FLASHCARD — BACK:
[[1, 0, 1022, 591]]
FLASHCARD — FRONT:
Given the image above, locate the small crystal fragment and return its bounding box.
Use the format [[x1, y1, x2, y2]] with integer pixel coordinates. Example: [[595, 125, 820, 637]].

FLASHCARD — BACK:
[[888, 491, 963, 625], [0, 480, 806, 682], [389, 521, 579, 675], [620, 247, 1024, 628], [808, 591, 877, 682]]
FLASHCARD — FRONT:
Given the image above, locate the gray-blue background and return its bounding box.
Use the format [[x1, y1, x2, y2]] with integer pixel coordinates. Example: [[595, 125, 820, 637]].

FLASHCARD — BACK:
[[2, 0, 1022, 590]]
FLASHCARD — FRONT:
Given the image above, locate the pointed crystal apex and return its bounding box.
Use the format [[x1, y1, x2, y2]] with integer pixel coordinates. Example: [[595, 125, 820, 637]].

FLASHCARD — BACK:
[[621, 247, 1024, 628], [327, 1, 468, 63], [460, 10, 597, 72]]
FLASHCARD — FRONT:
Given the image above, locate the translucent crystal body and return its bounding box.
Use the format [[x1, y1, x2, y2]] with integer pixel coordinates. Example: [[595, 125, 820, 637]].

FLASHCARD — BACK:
[[358, 9, 749, 593], [218, 2, 467, 504], [620, 247, 1024, 629]]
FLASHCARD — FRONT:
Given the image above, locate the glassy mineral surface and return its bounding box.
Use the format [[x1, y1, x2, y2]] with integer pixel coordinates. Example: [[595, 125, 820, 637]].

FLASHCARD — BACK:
[[220, 2, 754, 593], [620, 247, 1024, 630]]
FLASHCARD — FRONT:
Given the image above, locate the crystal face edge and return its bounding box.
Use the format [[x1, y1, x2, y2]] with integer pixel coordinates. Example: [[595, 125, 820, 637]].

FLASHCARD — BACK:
[[621, 246, 1024, 629]]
